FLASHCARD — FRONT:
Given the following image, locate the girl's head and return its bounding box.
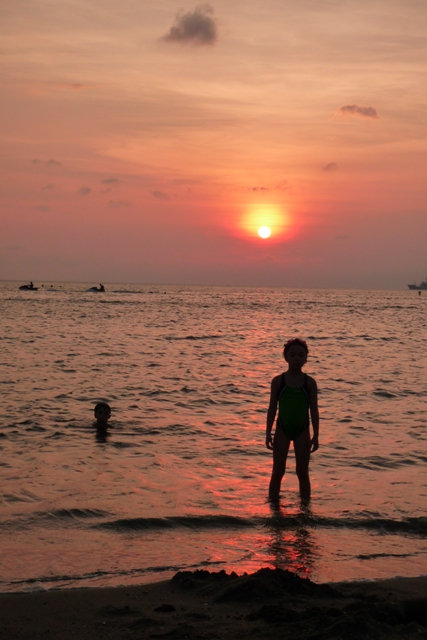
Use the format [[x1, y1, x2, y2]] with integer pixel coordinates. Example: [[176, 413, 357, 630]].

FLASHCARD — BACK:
[[283, 338, 309, 359]]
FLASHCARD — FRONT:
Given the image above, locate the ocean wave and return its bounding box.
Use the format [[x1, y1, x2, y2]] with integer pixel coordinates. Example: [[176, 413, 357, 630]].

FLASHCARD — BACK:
[[32, 508, 109, 525], [97, 515, 252, 532], [6, 510, 424, 538], [312, 515, 427, 536], [111, 290, 143, 294], [0, 508, 111, 531], [355, 552, 411, 560], [351, 455, 417, 470], [94, 514, 427, 537], [166, 335, 223, 341], [2, 558, 225, 592], [373, 389, 399, 398]]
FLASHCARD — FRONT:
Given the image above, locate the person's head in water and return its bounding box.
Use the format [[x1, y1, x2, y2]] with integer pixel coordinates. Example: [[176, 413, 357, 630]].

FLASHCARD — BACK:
[[94, 402, 111, 427], [283, 338, 308, 367]]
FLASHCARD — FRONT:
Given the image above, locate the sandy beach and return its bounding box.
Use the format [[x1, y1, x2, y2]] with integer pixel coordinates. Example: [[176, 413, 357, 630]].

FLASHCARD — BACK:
[[1, 568, 427, 639]]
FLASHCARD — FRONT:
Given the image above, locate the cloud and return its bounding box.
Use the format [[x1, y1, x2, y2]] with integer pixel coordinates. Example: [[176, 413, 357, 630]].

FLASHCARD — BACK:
[[50, 82, 98, 91], [66, 83, 97, 91], [247, 182, 290, 192], [338, 105, 379, 119], [33, 205, 51, 212], [42, 183, 55, 190], [334, 235, 349, 241], [323, 162, 338, 172], [101, 178, 119, 184], [108, 200, 131, 208], [32, 158, 62, 166], [162, 4, 218, 46], [78, 186, 92, 195], [152, 190, 169, 200], [6, 245, 26, 253]]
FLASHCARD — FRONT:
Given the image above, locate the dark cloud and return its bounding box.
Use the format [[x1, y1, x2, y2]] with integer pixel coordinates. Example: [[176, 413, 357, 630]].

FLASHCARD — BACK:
[[334, 235, 349, 241], [162, 4, 217, 46], [33, 205, 51, 212], [78, 186, 91, 195], [42, 183, 55, 190], [108, 200, 131, 208], [101, 178, 119, 184], [247, 182, 290, 192], [32, 158, 62, 166], [151, 191, 169, 200], [6, 245, 26, 252], [338, 105, 379, 119], [323, 163, 338, 172], [55, 82, 97, 91], [152, 190, 169, 200]]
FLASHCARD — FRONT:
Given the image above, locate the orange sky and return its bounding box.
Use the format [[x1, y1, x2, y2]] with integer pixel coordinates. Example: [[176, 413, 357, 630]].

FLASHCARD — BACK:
[[1, 1, 426, 288]]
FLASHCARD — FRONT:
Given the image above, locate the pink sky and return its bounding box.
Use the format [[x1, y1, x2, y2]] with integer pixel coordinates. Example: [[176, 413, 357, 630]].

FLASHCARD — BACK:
[[1, 0, 426, 288]]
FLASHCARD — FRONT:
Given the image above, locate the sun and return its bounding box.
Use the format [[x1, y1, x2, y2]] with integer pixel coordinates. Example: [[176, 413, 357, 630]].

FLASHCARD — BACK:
[[240, 204, 287, 240], [258, 226, 271, 239]]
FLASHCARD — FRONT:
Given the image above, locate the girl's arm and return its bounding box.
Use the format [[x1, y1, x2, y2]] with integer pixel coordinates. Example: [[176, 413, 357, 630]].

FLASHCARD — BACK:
[[308, 377, 319, 452], [266, 377, 279, 449]]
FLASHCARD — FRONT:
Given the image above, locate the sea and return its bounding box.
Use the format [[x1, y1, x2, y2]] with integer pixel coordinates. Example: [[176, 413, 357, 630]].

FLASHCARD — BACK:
[[0, 281, 426, 593]]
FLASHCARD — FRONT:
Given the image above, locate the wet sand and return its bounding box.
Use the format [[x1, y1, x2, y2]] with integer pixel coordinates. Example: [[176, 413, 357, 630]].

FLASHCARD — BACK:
[[1, 568, 427, 639]]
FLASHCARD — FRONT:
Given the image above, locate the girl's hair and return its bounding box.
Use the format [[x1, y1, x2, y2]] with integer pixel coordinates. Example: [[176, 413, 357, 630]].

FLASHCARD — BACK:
[[283, 338, 309, 356]]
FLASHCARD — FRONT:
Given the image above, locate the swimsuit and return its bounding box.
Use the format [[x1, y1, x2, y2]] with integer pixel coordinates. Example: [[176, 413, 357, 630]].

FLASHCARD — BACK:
[[277, 373, 310, 441]]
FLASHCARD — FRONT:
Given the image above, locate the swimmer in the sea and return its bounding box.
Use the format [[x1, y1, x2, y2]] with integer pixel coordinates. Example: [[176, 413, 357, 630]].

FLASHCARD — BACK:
[[266, 338, 319, 503], [94, 402, 111, 429]]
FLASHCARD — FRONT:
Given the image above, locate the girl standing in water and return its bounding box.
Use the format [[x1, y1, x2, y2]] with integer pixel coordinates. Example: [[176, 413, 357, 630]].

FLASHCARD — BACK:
[[266, 338, 319, 502]]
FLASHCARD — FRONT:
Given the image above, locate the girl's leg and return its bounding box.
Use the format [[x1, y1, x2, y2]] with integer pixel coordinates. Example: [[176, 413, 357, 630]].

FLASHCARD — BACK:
[[269, 428, 290, 500], [294, 429, 311, 502]]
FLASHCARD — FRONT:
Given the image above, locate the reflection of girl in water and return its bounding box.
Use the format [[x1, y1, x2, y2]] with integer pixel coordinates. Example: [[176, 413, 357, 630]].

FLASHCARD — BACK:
[[266, 339, 319, 502], [266, 507, 317, 578]]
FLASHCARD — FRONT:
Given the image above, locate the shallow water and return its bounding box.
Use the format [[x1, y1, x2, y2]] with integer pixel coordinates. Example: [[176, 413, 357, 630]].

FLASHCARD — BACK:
[[0, 282, 426, 591]]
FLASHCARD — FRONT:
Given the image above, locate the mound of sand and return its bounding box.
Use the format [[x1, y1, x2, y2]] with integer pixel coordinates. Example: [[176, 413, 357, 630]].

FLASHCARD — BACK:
[[1, 568, 427, 639]]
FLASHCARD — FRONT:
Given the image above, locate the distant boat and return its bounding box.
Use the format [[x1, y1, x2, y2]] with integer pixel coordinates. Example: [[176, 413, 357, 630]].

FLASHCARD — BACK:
[[407, 277, 427, 290], [19, 282, 38, 291], [87, 284, 105, 292]]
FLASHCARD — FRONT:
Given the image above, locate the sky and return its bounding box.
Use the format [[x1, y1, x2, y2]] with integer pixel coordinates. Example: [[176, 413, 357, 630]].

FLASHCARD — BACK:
[[1, 0, 426, 288]]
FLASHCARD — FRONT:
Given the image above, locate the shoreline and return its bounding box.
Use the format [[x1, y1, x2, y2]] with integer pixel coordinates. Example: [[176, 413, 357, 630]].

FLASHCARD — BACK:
[[1, 569, 427, 639]]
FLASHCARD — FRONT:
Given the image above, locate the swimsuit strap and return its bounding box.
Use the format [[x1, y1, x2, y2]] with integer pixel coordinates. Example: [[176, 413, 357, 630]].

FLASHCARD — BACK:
[[280, 372, 286, 392], [279, 372, 310, 400], [303, 373, 310, 398]]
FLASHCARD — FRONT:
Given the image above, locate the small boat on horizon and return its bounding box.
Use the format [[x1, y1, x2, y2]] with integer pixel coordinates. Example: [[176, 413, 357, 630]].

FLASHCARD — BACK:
[[19, 282, 38, 291], [407, 277, 427, 291], [87, 284, 105, 292]]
